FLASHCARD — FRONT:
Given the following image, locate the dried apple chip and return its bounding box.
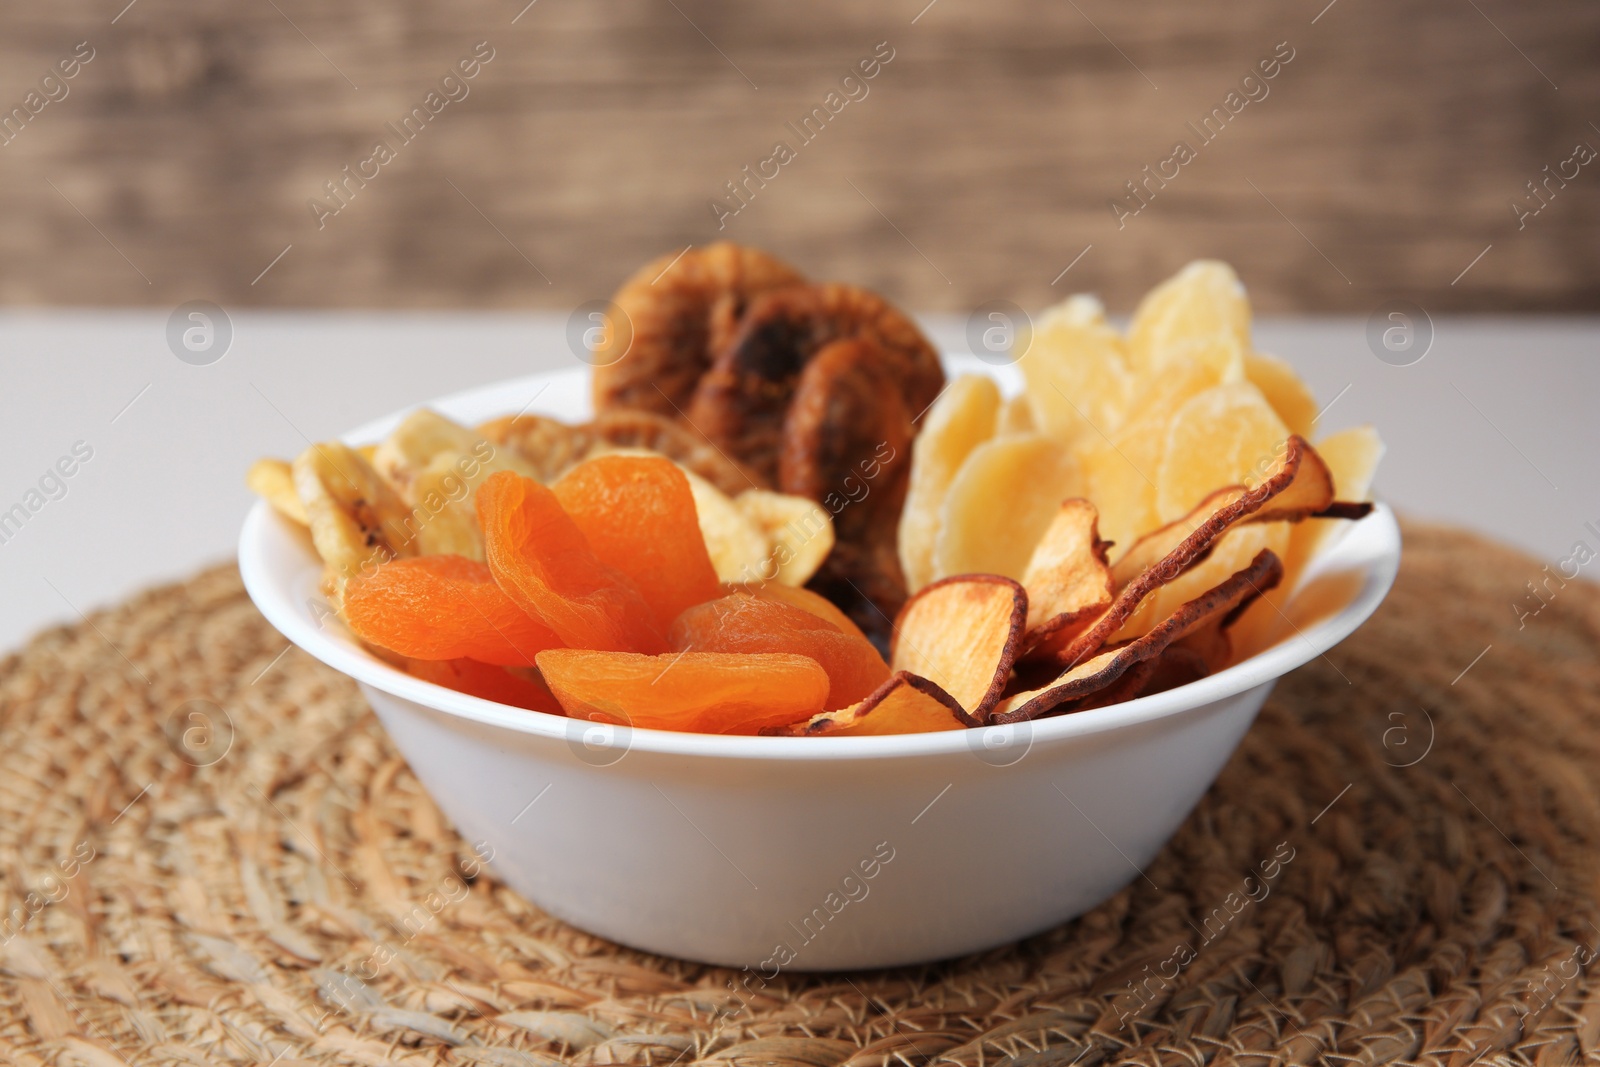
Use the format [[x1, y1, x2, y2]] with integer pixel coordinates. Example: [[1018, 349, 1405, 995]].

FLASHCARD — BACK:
[[670, 593, 889, 707], [995, 548, 1283, 723], [536, 649, 829, 734], [890, 575, 1026, 722], [1289, 424, 1385, 572], [1043, 436, 1329, 670], [478, 470, 665, 654], [1114, 522, 1288, 644], [552, 454, 722, 633], [1020, 499, 1113, 640], [773, 672, 973, 736], [345, 555, 560, 667]]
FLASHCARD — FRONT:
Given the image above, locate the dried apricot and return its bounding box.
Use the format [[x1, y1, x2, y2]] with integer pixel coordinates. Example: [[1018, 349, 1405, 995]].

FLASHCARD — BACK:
[[477, 470, 665, 654], [537, 649, 829, 734], [405, 657, 563, 714], [552, 454, 721, 632], [670, 593, 889, 706], [728, 581, 866, 640], [344, 555, 561, 667]]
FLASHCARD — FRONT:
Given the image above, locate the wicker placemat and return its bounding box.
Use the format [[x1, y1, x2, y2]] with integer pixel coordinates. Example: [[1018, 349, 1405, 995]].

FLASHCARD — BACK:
[[2, 521, 1598, 1066]]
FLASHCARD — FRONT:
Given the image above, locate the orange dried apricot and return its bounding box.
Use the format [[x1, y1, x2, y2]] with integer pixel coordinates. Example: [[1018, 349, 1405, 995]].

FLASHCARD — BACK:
[[405, 657, 563, 714], [726, 581, 867, 641], [670, 593, 889, 706], [477, 470, 665, 654], [344, 555, 560, 667], [552, 454, 721, 632], [536, 649, 829, 734]]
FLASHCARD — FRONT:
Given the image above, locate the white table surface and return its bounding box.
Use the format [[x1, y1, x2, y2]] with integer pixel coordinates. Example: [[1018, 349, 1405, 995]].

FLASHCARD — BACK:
[[0, 312, 1594, 653]]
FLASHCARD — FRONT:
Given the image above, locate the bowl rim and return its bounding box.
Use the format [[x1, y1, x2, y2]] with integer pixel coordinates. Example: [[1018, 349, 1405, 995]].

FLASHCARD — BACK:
[[237, 365, 1401, 763]]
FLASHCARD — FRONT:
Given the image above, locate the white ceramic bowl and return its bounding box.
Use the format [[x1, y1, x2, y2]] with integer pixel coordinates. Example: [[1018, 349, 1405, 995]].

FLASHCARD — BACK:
[[238, 363, 1400, 971]]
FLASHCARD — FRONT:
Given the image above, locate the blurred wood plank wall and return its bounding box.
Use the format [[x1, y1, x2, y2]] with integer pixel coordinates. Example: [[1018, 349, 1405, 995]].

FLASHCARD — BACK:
[[0, 0, 1595, 314]]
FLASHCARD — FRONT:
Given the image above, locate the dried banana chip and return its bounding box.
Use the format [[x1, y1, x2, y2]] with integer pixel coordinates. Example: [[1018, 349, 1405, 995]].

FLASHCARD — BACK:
[[374, 409, 484, 498], [292, 442, 416, 607], [682, 467, 773, 585], [736, 489, 834, 588], [246, 458, 307, 525], [1020, 498, 1113, 640]]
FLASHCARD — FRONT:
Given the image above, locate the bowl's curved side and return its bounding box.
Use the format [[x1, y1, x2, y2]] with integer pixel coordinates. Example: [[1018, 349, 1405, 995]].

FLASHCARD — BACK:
[[362, 676, 1276, 970]]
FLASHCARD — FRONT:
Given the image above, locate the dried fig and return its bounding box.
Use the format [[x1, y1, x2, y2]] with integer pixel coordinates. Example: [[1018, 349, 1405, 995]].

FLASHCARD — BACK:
[[591, 242, 805, 417]]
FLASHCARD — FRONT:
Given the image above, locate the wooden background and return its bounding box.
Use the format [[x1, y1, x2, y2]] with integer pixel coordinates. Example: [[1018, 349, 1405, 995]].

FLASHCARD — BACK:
[[0, 0, 1596, 314]]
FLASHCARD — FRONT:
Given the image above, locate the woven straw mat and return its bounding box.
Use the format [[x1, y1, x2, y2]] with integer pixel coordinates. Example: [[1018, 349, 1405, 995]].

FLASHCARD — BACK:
[[1, 521, 1598, 1067]]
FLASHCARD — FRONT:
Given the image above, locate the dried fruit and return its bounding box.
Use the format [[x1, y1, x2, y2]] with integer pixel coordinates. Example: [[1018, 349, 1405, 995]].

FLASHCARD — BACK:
[[344, 555, 560, 667], [1127, 260, 1250, 383], [730, 581, 867, 641], [1290, 424, 1385, 568], [891, 575, 1026, 722], [897, 374, 1001, 594], [537, 648, 829, 734], [1244, 352, 1318, 439], [689, 284, 943, 487], [247, 458, 307, 525], [551, 454, 721, 633], [933, 432, 1083, 582], [736, 489, 835, 587], [1020, 499, 1113, 642], [1080, 360, 1228, 555], [478, 470, 665, 654], [1112, 523, 1288, 644], [1041, 436, 1330, 670], [406, 452, 488, 559], [996, 547, 1283, 722], [478, 413, 599, 483], [996, 391, 1037, 436], [1019, 295, 1136, 449], [405, 657, 562, 714], [292, 442, 417, 607], [1154, 380, 1290, 524], [373, 409, 533, 501], [778, 337, 917, 639], [589, 408, 762, 496], [774, 673, 972, 736], [684, 467, 774, 585], [250, 249, 1384, 734], [592, 242, 807, 418], [670, 593, 888, 706]]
